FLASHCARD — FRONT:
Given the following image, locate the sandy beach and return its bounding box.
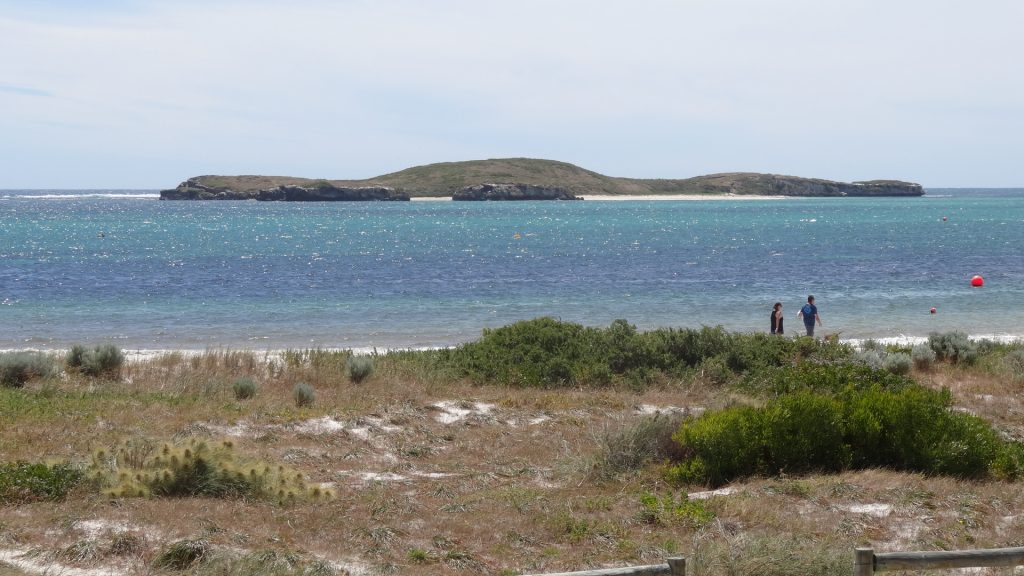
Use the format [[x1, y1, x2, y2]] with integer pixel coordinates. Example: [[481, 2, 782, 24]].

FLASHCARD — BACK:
[[578, 194, 789, 201], [411, 194, 790, 201]]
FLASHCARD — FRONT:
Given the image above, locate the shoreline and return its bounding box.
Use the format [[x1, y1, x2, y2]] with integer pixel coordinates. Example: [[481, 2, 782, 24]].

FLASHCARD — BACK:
[[577, 193, 789, 201], [410, 194, 792, 202]]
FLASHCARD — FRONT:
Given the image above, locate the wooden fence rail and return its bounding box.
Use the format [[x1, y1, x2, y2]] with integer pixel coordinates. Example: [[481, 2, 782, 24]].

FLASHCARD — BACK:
[[521, 557, 686, 576], [855, 546, 1024, 574]]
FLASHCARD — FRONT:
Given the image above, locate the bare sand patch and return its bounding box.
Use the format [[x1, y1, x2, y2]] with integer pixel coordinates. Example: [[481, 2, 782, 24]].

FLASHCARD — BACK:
[[579, 194, 788, 201]]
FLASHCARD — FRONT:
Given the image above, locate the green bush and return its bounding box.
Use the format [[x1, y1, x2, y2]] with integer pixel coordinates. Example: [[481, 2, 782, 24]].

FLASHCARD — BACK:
[[347, 356, 374, 383], [0, 352, 57, 387], [232, 377, 258, 400], [66, 344, 124, 378], [442, 317, 606, 387], [911, 344, 936, 370], [0, 461, 83, 503], [293, 382, 315, 407], [669, 405, 762, 486], [882, 352, 912, 375], [739, 362, 913, 397], [759, 393, 850, 474], [928, 331, 978, 365], [66, 345, 86, 369], [670, 384, 1011, 486], [853, 350, 883, 371], [697, 355, 732, 385], [441, 318, 855, 388], [860, 339, 883, 352]]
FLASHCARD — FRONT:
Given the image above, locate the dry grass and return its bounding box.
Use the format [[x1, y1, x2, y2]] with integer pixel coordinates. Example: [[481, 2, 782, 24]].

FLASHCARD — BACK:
[[2, 354, 1024, 575]]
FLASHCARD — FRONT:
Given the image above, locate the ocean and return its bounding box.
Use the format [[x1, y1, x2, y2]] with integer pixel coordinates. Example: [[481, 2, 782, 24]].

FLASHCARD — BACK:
[[1, 189, 1022, 352]]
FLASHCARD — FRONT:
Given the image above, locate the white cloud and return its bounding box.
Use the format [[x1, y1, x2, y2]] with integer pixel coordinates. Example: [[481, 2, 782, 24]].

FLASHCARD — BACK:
[[1, 0, 1022, 186]]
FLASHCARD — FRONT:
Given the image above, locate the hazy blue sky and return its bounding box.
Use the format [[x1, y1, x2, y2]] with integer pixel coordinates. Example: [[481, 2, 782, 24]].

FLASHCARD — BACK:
[[2, 0, 1022, 188]]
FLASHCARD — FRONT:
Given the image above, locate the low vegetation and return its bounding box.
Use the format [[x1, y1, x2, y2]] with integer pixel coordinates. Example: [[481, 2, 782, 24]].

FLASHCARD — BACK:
[[0, 461, 82, 504], [668, 385, 1023, 487], [232, 376, 258, 400], [2, 323, 1024, 576], [66, 343, 124, 378], [346, 355, 374, 383], [440, 317, 848, 388], [88, 438, 330, 502], [0, 352, 57, 388]]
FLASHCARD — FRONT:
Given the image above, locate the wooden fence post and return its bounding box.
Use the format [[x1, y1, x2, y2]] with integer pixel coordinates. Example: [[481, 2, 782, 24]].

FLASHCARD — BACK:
[[854, 547, 874, 576], [667, 557, 686, 576]]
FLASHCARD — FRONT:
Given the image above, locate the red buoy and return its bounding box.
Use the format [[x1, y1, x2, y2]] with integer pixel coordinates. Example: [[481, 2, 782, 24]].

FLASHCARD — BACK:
[[930, 307, 937, 314], [971, 275, 984, 287]]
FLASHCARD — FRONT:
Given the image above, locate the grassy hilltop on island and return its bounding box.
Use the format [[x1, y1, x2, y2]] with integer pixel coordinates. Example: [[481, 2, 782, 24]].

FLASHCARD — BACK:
[[163, 158, 924, 199]]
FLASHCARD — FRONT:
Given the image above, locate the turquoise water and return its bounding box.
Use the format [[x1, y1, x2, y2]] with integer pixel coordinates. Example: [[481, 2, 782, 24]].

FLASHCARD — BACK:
[[1, 190, 1022, 350]]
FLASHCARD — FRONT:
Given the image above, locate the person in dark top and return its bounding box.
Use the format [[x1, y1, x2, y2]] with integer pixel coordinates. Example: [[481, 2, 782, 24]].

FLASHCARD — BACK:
[[770, 302, 784, 334], [797, 295, 822, 336]]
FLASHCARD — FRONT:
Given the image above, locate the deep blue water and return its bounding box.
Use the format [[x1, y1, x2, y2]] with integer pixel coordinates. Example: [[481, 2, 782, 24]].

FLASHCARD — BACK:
[[1, 189, 1022, 350]]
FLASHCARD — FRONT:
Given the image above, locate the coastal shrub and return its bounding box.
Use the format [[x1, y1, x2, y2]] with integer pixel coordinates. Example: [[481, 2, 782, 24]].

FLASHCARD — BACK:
[[882, 352, 912, 375], [859, 339, 883, 352], [0, 351, 57, 387], [66, 344, 124, 378], [442, 317, 605, 387], [232, 377, 258, 400], [911, 344, 936, 370], [738, 362, 913, 397], [667, 405, 762, 486], [347, 355, 374, 383], [853, 350, 883, 371], [758, 392, 850, 473], [697, 355, 732, 385], [669, 385, 1009, 486], [1004, 348, 1024, 382], [293, 382, 315, 407], [66, 344, 86, 368], [928, 331, 978, 365], [89, 438, 330, 502], [640, 325, 732, 369], [0, 461, 83, 503], [441, 318, 856, 388]]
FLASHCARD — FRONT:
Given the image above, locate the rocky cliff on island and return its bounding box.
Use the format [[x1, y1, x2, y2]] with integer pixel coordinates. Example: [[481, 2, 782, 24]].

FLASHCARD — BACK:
[[160, 178, 409, 201], [159, 158, 925, 200], [452, 183, 580, 201], [257, 184, 409, 201], [671, 173, 925, 197]]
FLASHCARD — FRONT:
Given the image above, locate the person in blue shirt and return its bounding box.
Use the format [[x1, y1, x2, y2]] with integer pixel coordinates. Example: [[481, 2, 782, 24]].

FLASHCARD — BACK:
[[797, 295, 822, 336]]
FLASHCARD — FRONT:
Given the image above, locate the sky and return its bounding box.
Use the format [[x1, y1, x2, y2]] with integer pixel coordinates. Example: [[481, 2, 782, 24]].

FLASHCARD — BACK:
[[1, 0, 1022, 188]]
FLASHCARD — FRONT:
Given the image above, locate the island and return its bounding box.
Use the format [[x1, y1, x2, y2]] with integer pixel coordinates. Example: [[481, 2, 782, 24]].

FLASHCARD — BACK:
[[159, 158, 924, 200]]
